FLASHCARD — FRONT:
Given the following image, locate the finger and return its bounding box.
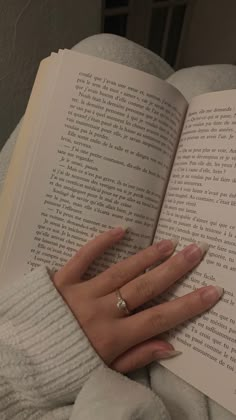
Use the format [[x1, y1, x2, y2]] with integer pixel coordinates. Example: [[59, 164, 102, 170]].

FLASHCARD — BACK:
[[111, 340, 179, 373], [54, 227, 126, 285], [116, 242, 208, 313], [92, 238, 178, 296], [123, 285, 223, 348]]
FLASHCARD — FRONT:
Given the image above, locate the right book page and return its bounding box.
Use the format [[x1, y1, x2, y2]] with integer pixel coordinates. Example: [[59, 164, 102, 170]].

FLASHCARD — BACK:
[[154, 89, 236, 415]]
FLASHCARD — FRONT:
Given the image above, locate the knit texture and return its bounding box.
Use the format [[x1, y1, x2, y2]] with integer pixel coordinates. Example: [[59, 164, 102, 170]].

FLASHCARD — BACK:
[[167, 64, 236, 102], [74, 33, 174, 80], [71, 365, 171, 420], [0, 265, 103, 419]]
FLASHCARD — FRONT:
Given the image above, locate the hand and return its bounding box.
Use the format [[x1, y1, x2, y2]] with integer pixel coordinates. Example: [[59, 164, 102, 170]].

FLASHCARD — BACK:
[[52, 227, 223, 373]]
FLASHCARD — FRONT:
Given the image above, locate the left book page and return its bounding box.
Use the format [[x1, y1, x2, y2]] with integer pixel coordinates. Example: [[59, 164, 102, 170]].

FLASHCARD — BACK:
[[0, 50, 187, 284]]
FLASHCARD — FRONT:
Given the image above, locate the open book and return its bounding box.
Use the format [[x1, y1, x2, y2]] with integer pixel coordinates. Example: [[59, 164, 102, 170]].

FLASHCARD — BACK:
[[0, 50, 236, 415]]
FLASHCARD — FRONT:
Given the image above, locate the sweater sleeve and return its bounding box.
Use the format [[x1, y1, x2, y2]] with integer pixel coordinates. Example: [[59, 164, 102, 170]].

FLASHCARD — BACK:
[[0, 265, 102, 418], [0, 266, 170, 420]]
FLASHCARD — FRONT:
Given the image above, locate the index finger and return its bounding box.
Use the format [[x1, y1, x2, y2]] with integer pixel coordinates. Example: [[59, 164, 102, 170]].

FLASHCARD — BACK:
[[54, 226, 126, 285]]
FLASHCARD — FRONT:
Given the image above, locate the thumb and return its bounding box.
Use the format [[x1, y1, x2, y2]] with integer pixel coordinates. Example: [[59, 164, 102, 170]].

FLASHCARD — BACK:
[[111, 339, 181, 373]]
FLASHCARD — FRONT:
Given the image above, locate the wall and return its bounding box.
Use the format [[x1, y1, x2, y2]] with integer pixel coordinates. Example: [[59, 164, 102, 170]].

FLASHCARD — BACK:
[[0, 0, 102, 150], [177, 0, 236, 68]]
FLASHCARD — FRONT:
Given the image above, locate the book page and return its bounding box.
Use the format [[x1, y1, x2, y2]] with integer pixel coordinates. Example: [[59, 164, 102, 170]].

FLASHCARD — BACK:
[[155, 89, 236, 415], [0, 51, 187, 283], [0, 55, 60, 260]]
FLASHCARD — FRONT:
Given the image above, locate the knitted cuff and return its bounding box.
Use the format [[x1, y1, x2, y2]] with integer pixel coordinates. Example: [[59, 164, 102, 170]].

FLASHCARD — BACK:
[[0, 265, 103, 404]]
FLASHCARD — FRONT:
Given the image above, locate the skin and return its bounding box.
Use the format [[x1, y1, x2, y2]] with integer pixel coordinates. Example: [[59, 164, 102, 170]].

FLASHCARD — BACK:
[[52, 227, 223, 373]]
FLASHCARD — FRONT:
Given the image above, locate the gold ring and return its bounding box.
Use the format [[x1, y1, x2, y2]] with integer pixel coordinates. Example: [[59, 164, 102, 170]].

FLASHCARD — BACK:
[[115, 289, 131, 315]]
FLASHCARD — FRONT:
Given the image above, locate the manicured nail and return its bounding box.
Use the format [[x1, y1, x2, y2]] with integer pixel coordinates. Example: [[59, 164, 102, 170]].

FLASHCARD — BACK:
[[200, 285, 224, 305], [196, 241, 209, 255], [111, 226, 127, 237], [182, 241, 209, 263], [171, 237, 179, 248], [157, 238, 179, 254], [154, 350, 182, 360]]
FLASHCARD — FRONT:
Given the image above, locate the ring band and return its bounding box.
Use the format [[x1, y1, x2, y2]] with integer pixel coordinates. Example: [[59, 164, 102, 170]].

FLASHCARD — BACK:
[[115, 289, 130, 315]]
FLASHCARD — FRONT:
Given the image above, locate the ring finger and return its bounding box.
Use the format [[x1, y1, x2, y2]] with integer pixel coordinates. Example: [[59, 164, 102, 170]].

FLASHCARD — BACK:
[[122, 284, 223, 350], [113, 242, 208, 316]]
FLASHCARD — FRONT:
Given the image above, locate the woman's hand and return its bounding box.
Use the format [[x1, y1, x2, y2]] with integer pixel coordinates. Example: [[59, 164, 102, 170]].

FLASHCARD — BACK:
[[52, 227, 223, 373]]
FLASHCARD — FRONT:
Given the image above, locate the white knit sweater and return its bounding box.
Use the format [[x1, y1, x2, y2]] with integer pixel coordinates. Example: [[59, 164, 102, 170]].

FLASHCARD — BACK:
[[1, 34, 236, 420]]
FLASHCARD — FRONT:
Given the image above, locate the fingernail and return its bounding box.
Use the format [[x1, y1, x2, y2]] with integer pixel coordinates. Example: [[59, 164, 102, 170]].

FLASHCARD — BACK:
[[111, 226, 127, 237], [157, 238, 179, 254], [182, 241, 209, 263], [200, 285, 224, 305], [154, 350, 182, 360], [196, 241, 209, 254]]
